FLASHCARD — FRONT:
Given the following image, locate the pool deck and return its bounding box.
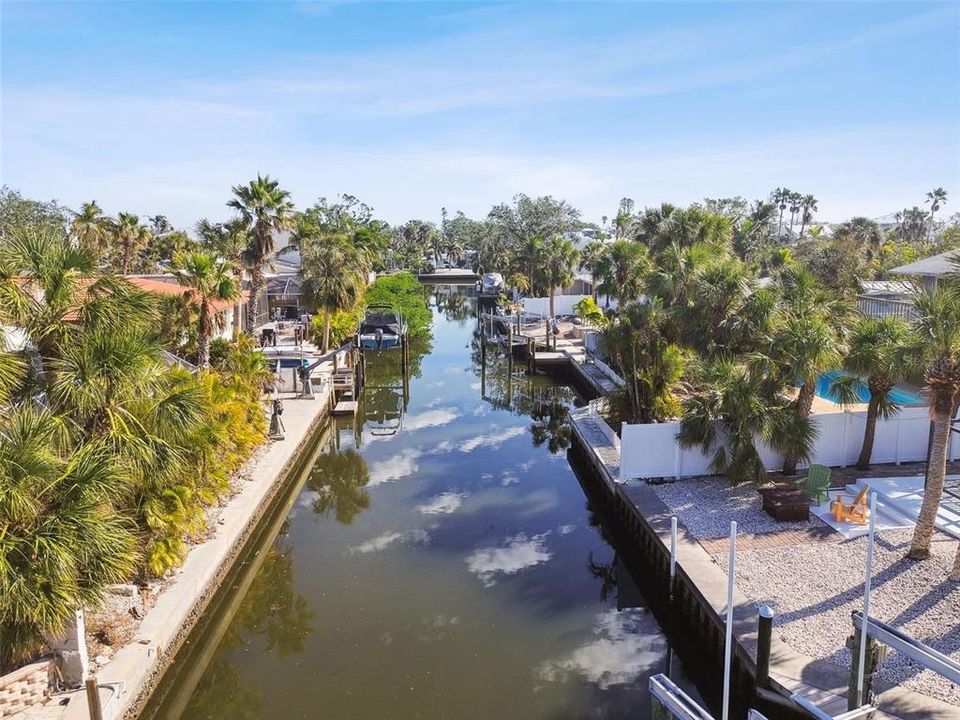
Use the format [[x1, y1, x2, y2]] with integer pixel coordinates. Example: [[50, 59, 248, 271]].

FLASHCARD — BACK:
[[569, 409, 960, 720]]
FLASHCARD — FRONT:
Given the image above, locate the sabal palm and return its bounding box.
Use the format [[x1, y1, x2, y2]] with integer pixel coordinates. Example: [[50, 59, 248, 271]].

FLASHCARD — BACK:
[[0, 407, 137, 670], [295, 224, 366, 352], [197, 217, 251, 338], [593, 240, 648, 308], [70, 201, 110, 260], [832, 316, 910, 470], [798, 194, 817, 238], [0, 227, 156, 374], [770, 266, 849, 474], [896, 286, 960, 564], [112, 212, 152, 274], [228, 175, 294, 330], [171, 250, 240, 368], [535, 236, 580, 321], [602, 301, 684, 424], [679, 358, 815, 485]]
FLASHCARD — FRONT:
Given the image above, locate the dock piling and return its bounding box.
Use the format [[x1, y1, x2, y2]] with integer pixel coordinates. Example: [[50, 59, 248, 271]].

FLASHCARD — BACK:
[[756, 605, 774, 688]]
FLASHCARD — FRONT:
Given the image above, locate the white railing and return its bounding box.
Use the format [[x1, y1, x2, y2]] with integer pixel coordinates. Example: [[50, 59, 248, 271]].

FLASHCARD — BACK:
[[857, 295, 917, 321], [621, 406, 958, 480]]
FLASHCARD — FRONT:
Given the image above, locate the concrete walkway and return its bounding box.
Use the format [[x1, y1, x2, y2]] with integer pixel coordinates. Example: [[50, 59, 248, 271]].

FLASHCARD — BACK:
[[19, 385, 331, 720]]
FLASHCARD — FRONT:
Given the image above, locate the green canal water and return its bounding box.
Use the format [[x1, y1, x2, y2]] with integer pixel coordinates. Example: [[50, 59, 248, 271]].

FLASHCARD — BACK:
[[142, 287, 690, 720]]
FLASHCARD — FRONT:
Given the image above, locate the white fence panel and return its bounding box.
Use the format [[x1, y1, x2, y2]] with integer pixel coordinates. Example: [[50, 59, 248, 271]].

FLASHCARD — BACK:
[[620, 405, 943, 480], [522, 294, 592, 318]]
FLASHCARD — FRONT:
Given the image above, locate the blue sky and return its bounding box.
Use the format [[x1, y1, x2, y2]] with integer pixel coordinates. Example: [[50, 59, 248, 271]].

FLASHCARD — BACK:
[[2, 1, 959, 228]]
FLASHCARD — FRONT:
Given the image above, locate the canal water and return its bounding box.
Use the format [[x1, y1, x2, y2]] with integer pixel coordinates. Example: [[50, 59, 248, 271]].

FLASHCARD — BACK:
[[142, 287, 690, 720]]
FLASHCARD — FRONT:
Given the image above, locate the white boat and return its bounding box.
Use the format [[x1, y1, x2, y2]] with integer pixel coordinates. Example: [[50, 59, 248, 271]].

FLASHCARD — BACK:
[[479, 272, 505, 297]]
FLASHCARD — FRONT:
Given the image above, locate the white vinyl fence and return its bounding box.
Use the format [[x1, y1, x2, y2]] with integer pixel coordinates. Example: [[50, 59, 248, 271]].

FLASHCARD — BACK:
[[621, 406, 960, 480]]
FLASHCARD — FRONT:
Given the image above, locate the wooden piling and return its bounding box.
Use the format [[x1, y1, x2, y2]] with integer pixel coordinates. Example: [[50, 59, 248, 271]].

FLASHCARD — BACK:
[[86, 677, 104, 720]]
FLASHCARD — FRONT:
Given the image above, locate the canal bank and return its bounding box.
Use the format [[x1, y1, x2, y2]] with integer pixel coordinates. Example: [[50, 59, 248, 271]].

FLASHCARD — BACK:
[[51, 384, 333, 720]]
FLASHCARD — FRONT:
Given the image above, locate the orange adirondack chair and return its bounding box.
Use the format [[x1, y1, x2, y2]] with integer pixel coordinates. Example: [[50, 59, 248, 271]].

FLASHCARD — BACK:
[[831, 484, 869, 525]]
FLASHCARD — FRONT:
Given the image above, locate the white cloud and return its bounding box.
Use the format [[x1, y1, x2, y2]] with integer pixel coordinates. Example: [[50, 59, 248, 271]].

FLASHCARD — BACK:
[[466, 533, 552, 587], [402, 407, 459, 432], [417, 492, 468, 515], [458, 426, 525, 452], [538, 609, 667, 689], [351, 528, 431, 554], [367, 448, 422, 486], [557, 524, 576, 535]]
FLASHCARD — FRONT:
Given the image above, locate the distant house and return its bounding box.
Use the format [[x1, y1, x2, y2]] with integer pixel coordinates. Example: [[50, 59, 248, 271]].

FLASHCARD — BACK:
[[888, 249, 959, 293], [857, 249, 959, 321]]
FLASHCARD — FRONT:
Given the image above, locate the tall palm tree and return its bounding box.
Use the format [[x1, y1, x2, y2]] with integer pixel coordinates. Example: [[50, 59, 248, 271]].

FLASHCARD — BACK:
[[171, 250, 240, 368], [772, 188, 789, 236], [787, 191, 803, 235], [798, 194, 818, 238], [293, 221, 367, 353], [925, 187, 948, 242], [228, 175, 294, 331], [593, 240, 648, 308], [197, 218, 251, 338], [897, 287, 960, 561], [112, 212, 153, 274], [770, 266, 849, 474], [831, 316, 910, 470], [70, 201, 110, 260], [535, 236, 580, 322]]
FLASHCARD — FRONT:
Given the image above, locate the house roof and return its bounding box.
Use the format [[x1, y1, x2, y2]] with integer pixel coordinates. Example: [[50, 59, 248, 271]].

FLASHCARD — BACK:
[[125, 276, 248, 313], [888, 250, 960, 278]]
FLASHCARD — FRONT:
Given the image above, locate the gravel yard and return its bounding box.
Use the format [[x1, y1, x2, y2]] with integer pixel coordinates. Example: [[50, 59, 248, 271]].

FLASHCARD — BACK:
[[649, 477, 826, 538], [717, 529, 960, 706]]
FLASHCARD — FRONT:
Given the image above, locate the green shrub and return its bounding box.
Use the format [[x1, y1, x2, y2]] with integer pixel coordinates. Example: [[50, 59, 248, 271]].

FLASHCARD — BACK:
[[364, 272, 432, 341]]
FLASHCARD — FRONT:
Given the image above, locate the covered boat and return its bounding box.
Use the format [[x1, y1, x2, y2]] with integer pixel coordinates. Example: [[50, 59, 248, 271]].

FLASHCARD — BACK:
[[358, 303, 407, 350], [479, 272, 505, 297]]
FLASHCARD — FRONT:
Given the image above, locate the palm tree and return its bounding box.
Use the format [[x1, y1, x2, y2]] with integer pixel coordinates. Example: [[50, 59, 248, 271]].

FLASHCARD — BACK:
[[535, 236, 580, 322], [293, 221, 366, 353], [787, 191, 803, 235], [925, 187, 948, 242], [770, 266, 849, 475], [831, 316, 910, 470], [228, 175, 294, 331], [833, 217, 883, 261], [798, 194, 817, 239], [602, 301, 685, 424], [197, 218, 251, 338], [593, 240, 648, 308], [679, 359, 816, 484], [897, 287, 960, 561], [772, 188, 789, 236], [111, 212, 153, 274], [70, 201, 110, 260], [171, 250, 240, 368], [0, 407, 137, 670]]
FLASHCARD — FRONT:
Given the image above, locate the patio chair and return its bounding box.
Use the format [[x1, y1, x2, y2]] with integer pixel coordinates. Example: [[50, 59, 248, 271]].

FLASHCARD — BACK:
[[796, 464, 831, 504], [831, 484, 870, 525]]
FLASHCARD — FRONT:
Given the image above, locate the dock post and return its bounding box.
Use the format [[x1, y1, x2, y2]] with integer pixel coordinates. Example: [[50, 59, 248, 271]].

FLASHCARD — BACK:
[[756, 605, 774, 688], [85, 677, 104, 720], [507, 325, 514, 375]]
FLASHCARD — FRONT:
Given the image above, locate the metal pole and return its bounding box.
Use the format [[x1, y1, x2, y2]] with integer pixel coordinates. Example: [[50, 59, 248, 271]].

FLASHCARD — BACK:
[[722, 520, 737, 720], [756, 605, 774, 688], [669, 516, 678, 580], [856, 492, 877, 707]]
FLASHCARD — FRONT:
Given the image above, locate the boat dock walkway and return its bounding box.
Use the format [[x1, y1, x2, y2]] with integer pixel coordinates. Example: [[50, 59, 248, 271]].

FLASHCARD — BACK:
[[569, 410, 955, 720]]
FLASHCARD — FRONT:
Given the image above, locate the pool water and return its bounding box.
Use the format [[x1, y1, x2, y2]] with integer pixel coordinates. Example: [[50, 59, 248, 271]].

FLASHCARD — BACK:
[[816, 371, 923, 405]]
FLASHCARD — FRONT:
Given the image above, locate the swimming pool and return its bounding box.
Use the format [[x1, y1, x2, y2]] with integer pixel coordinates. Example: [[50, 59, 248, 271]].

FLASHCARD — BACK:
[[816, 371, 923, 405]]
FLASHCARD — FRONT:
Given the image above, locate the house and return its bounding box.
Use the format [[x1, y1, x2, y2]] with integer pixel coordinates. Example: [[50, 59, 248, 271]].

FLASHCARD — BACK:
[[888, 249, 960, 293]]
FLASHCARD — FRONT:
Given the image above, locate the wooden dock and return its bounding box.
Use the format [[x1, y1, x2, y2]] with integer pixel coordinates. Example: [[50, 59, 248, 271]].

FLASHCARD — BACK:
[[333, 400, 358, 416]]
